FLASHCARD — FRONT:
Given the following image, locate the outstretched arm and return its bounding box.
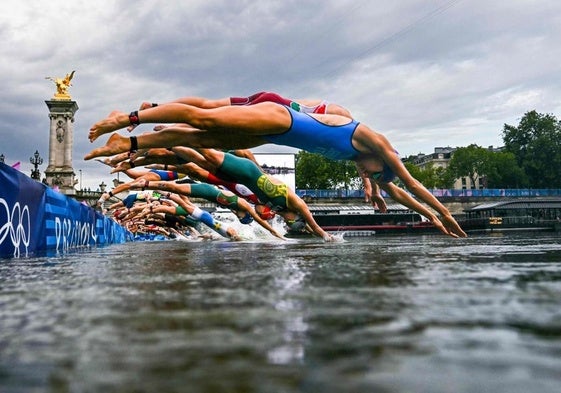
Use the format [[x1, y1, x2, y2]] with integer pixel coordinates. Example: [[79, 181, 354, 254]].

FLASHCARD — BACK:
[[237, 199, 285, 240], [288, 193, 334, 241], [390, 172, 466, 238], [377, 182, 449, 235], [358, 131, 466, 238], [357, 163, 387, 212]]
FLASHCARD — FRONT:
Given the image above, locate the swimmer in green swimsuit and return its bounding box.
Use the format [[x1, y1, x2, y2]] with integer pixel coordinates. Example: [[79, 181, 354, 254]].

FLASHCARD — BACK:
[[129, 178, 284, 240], [191, 149, 334, 241]]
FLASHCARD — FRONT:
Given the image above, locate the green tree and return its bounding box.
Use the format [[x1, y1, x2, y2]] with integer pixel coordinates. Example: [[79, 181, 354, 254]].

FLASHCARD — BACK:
[[295, 151, 361, 189], [502, 110, 561, 188], [483, 151, 528, 188], [447, 144, 489, 187], [404, 161, 423, 182], [403, 162, 439, 188], [434, 166, 456, 189], [330, 159, 362, 190], [404, 161, 455, 189], [295, 151, 332, 189]]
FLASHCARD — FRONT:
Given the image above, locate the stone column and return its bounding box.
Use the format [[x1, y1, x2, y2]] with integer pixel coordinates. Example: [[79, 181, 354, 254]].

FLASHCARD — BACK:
[[44, 100, 79, 195]]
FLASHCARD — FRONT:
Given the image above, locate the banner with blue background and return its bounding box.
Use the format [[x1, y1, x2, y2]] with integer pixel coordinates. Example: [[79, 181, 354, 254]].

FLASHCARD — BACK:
[[0, 163, 130, 258]]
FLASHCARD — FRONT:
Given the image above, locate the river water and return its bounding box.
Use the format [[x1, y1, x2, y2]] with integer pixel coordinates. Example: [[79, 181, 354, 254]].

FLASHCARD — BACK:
[[1, 232, 561, 393]]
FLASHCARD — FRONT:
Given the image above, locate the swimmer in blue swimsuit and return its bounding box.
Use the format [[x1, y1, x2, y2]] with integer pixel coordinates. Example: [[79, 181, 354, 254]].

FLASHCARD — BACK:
[[87, 100, 466, 238], [263, 107, 361, 161], [118, 191, 157, 209]]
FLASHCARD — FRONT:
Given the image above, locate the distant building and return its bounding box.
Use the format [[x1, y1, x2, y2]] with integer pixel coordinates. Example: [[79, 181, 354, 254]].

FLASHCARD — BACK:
[[409, 146, 455, 170], [407, 146, 503, 190]]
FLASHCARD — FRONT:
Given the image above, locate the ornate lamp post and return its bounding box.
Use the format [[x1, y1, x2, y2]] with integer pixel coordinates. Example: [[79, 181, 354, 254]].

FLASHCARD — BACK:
[[30, 150, 43, 180]]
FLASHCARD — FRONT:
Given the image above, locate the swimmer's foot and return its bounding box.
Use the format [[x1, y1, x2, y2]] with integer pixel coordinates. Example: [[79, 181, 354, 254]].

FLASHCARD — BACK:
[[88, 110, 128, 142], [84, 133, 132, 160]]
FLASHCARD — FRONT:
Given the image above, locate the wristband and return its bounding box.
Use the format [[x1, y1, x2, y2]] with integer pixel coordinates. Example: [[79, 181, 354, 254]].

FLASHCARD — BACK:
[[129, 110, 140, 125], [129, 136, 138, 153]]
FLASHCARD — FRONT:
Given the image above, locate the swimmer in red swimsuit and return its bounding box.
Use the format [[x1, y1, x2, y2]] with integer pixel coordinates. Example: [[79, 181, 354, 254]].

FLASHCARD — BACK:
[[126, 91, 352, 130]]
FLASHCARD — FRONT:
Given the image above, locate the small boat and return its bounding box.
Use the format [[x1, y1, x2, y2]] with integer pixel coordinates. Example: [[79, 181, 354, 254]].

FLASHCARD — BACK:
[[460, 198, 561, 232]]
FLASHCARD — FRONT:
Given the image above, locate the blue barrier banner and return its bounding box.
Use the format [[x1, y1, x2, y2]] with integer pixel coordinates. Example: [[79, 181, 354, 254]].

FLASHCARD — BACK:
[[296, 188, 561, 199], [0, 163, 46, 257], [1, 163, 130, 258]]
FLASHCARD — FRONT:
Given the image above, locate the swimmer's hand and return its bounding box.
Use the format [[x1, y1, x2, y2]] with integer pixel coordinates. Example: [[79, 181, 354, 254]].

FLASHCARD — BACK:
[[370, 193, 388, 213], [323, 234, 344, 242], [440, 214, 468, 238], [271, 230, 286, 240], [226, 227, 242, 241], [429, 214, 467, 238]]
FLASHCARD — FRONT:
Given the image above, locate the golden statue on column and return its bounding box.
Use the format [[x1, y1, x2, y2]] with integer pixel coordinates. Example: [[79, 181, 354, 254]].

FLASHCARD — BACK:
[[45, 70, 75, 100]]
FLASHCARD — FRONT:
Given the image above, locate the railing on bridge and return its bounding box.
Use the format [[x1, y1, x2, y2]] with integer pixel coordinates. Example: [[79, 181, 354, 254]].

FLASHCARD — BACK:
[[296, 188, 561, 199]]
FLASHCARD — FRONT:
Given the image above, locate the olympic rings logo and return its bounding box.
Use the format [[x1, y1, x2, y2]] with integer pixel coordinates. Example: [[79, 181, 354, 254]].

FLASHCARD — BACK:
[[1, 196, 127, 257], [0, 198, 31, 258]]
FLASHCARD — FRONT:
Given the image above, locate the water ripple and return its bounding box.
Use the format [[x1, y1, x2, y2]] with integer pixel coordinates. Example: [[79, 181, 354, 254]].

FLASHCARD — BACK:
[[1, 233, 561, 392]]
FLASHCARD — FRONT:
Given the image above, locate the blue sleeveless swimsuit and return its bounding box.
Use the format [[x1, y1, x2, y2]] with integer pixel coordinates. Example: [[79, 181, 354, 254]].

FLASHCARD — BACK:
[[262, 106, 361, 160]]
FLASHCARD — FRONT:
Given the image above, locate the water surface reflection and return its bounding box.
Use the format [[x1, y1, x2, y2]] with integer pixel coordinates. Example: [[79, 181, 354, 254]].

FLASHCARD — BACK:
[[1, 233, 561, 392]]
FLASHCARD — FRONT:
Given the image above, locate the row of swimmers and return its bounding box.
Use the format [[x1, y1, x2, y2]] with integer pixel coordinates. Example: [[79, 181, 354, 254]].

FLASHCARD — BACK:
[[98, 146, 331, 241], [89, 91, 467, 239]]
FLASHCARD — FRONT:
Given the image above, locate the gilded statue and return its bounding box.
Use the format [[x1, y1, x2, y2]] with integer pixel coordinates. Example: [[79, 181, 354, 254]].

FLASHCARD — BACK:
[[45, 70, 75, 100]]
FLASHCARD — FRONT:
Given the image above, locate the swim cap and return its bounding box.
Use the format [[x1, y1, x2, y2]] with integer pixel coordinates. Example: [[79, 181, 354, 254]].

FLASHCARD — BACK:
[[239, 212, 254, 225], [370, 162, 396, 183], [286, 216, 306, 232], [258, 205, 276, 220]]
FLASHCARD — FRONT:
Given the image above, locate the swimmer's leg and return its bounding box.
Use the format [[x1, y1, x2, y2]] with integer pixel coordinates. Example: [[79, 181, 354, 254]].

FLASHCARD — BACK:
[[190, 207, 239, 240]]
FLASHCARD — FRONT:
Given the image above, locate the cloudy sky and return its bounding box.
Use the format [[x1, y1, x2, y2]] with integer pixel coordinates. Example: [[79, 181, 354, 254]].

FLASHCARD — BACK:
[[1, 0, 560, 190]]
